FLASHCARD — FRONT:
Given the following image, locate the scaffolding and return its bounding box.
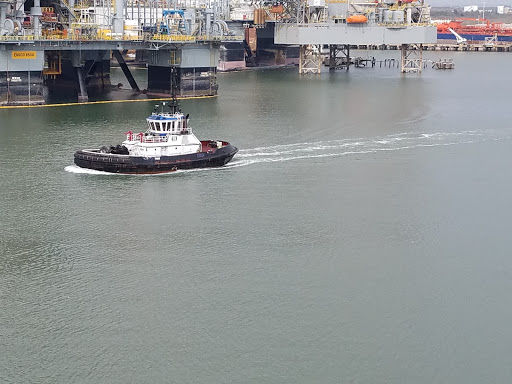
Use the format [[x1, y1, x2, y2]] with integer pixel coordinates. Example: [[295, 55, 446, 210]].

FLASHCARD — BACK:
[[299, 44, 321, 74], [328, 44, 350, 71], [400, 44, 423, 74]]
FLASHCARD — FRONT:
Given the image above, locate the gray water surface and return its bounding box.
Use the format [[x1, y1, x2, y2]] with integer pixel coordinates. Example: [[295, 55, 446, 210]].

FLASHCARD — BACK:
[[1, 51, 512, 383]]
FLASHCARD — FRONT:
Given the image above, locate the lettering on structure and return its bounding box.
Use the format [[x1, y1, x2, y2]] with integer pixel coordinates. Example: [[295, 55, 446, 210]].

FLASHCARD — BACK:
[[12, 51, 37, 59]]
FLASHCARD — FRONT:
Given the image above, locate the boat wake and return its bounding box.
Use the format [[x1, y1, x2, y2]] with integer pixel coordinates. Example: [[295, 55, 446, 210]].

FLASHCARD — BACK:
[[65, 165, 117, 175], [65, 129, 510, 175], [64, 164, 216, 176], [224, 130, 507, 169], [64, 164, 185, 176]]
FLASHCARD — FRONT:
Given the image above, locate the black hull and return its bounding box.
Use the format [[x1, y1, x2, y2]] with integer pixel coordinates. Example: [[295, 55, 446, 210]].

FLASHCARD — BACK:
[[74, 144, 238, 174]]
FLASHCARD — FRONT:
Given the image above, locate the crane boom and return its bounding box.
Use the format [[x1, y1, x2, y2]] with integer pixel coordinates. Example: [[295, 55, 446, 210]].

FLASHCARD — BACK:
[[448, 27, 468, 44]]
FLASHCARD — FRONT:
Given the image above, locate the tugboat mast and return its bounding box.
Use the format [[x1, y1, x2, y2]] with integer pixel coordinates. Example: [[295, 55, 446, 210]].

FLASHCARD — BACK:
[[151, 66, 180, 115], [169, 66, 181, 114]]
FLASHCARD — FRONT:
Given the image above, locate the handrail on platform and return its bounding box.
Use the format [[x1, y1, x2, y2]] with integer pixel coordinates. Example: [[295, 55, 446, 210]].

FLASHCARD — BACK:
[[0, 33, 244, 43], [0, 35, 35, 41]]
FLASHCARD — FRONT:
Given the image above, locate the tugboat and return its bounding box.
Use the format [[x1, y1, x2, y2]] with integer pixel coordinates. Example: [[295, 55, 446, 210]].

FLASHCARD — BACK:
[[74, 93, 238, 174]]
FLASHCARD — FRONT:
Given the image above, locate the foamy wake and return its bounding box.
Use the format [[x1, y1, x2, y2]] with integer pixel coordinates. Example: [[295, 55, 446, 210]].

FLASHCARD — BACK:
[[65, 130, 509, 174], [65, 165, 117, 175], [224, 130, 505, 169], [64, 164, 187, 176]]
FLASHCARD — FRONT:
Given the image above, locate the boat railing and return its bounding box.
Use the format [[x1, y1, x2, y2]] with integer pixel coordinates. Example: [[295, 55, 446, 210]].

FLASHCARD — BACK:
[[142, 135, 168, 143]]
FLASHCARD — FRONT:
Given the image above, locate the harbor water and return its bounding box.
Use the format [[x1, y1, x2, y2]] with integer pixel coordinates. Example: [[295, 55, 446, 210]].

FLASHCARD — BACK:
[[1, 51, 512, 383]]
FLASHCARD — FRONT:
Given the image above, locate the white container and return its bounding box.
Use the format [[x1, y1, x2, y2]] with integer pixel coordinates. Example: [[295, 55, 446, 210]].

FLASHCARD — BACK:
[[383, 10, 393, 23], [392, 10, 404, 24]]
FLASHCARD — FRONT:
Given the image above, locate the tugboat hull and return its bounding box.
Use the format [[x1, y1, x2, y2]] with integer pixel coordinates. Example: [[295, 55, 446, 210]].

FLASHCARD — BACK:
[[74, 143, 238, 174]]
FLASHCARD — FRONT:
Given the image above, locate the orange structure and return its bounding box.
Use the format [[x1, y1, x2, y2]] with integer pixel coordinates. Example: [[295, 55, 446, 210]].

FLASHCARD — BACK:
[[347, 15, 368, 24]]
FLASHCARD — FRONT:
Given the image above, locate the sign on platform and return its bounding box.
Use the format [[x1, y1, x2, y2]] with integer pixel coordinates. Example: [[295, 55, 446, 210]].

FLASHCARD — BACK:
[[308, 0, 325, 7], [12, 51, 37, 59]]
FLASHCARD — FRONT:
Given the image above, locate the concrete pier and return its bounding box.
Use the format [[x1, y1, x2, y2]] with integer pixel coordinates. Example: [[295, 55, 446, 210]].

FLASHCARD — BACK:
[[351, 42, 512, 52]]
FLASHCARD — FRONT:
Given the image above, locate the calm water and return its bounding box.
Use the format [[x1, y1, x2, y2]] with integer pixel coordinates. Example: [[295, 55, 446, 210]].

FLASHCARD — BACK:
[[2, 51, 512, 383]]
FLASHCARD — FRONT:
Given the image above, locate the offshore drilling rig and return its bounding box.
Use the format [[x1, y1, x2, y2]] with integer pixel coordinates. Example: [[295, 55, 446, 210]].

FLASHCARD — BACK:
[[0, 0, 436, 105], [0, 0, 242, 105]]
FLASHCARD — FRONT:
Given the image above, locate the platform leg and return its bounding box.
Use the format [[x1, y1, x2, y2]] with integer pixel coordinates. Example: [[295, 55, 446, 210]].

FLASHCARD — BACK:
[[112, 50, 140, 92], [401, 44, 423, 74], [299, 44, 322, 74], [328, 44, 350, 71], [76, 66, 89, 102], [346, 45, 350, 71]]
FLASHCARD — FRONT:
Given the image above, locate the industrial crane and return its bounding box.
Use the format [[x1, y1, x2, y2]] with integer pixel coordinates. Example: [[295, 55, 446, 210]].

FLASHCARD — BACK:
[[448, 27, 468, 45]]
